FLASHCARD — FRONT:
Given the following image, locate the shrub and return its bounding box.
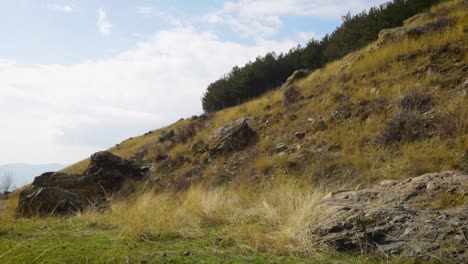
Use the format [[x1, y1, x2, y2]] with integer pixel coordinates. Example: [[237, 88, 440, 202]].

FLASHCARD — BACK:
[[399, 89, 434, 112]]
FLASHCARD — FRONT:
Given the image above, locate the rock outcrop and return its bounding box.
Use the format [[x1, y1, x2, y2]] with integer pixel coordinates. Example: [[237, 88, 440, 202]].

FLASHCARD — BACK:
[[15, 151, 147, 217], [208, 118, 257, 155], [83, 151, 147, 192], [378, 18, 455, 46], [281, 69, 312, 88], [314, 171, 468, 261]]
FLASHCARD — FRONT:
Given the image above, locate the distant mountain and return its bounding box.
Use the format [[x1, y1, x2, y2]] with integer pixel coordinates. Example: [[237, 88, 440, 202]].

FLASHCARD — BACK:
[[0, 163, 66, 188]]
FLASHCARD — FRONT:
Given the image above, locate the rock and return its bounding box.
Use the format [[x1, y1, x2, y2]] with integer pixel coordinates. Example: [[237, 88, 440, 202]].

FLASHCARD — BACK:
[[32, 172, 102, 199], [274, 143, 288, 153], [190, 140, 207, 155], [314, 171, 468, 261], [207, 118, 257, 155], [331, 103, 353, 121], [282, 69, 313, 88], [378, 18, 455, 46], [16, 151, 147, 217], [15, 187, 86, 217], [283, 85, 302, 105], [83, 151, 146, 192], [295, 132, 306, 139], [159, 130, 175, 142]]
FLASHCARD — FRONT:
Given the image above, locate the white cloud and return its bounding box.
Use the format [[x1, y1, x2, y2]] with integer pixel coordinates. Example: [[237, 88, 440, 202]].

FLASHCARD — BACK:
[[97, 8, 112, 36], [48, 4, 73, 13], [137, 6, 154, 15], [205, 0, 386, 38], [297, 31, 321, 42], [0, 28, 295, 164]]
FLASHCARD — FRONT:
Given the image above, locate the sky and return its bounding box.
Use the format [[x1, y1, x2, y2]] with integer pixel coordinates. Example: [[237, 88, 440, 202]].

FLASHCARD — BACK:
[[0, 0, 387, 165]]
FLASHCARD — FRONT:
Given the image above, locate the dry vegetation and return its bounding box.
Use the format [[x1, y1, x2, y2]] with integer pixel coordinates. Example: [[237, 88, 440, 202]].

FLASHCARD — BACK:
[[9, 1, 466, 261], [78, 178, 329, 255]]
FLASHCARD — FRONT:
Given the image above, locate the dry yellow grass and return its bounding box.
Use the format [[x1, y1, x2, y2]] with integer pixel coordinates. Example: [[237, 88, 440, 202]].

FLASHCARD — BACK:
[[78, 179, 327, 254]]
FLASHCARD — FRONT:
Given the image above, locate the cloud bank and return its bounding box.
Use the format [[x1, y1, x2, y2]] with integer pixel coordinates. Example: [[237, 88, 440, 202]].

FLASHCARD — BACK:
[[0, 28, 294, 164]]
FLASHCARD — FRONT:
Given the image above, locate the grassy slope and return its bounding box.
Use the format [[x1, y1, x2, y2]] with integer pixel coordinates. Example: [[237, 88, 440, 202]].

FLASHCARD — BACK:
[[64, 1, 467, 186], [1, 1, 467, 263]]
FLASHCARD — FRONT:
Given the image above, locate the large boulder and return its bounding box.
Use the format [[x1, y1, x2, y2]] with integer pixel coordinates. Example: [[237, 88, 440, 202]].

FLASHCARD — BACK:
[[314, 171, 468, 261], [15, 187, 86, 217], [15, 151, 147, 217], [208, 118, 257, 155], [83, 151, 146, 192]]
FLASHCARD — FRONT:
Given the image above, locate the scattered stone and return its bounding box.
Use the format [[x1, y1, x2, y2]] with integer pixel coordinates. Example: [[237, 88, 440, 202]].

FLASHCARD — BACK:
[[274, 143, 289, 153], [207, 118, 257, 155], [295, 131, 306, 139], [314, 171, 468, 261]]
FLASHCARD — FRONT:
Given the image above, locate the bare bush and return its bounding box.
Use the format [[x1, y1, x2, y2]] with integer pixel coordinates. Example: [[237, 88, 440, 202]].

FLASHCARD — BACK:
[[1, 172, 15, 198]]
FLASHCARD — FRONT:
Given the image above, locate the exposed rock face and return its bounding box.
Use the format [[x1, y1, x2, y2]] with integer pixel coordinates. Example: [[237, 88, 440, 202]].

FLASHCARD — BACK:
[[15, 151, 147, 217], [378, 18, 455, 46], [282, 69, 312, 88], [314, 171, 468, 261], [208, 118, 257, 155]]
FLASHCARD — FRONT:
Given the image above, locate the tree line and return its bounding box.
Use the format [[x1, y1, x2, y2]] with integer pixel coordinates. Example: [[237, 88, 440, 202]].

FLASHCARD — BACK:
[[202, 0, 442, 113]]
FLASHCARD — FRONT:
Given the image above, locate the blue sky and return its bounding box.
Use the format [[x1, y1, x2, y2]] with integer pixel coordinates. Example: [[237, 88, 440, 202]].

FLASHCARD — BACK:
[[0, 0, 387, 165]]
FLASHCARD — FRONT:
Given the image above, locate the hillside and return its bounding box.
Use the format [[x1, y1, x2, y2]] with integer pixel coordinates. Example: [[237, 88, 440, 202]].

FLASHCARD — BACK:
[[64, 0, 467, 187], [1, 0, 467, 263]]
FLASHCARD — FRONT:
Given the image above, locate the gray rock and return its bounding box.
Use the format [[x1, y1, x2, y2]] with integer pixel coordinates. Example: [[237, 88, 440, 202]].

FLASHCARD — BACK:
[[15, 151, 147, 217], [378, 18, 455, 46], [274, 143, 289, 153], [207, 118, 256, 155], [83, 151, 146, 192], [15, 187, 86, 217], [314, 171, 468, 261], [295, 131, 306, 139], [282, 69, 313, 88]]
